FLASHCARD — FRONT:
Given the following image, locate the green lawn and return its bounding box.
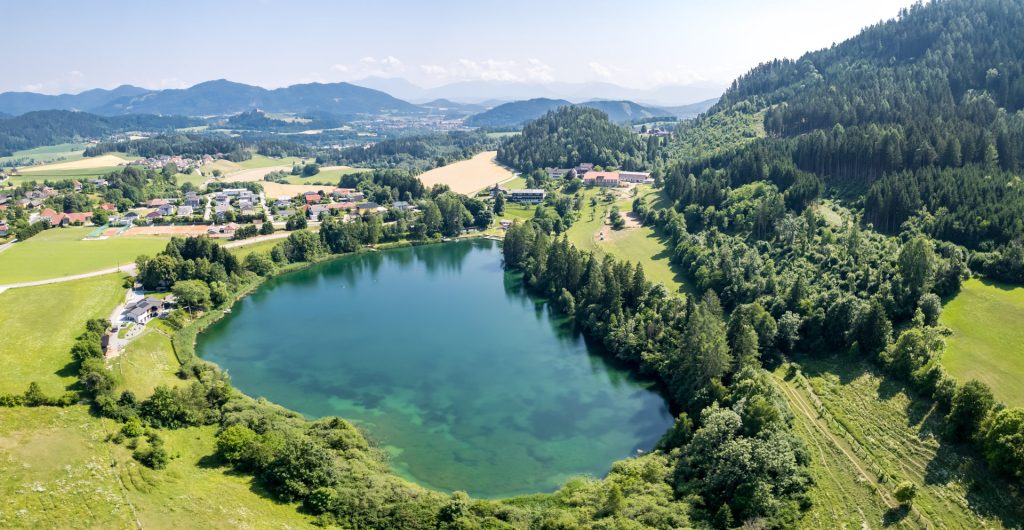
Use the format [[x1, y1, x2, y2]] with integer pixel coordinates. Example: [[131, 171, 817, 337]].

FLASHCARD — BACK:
[[110, 329, 185, 398], [236, 154, 304, 169], [278, 166, 364, 186], [4, 166, 121, 185], [175, 171, 207, 189], [0, 406, 314, 529], [0, 274, 126, 395], [502, 176, 527, 190], [0, 227, 169, 284], [776, 356, 1024, 529], [227, 238, 282, 260], [564, 187, 690, 293], [940, 278, 1024, 406]]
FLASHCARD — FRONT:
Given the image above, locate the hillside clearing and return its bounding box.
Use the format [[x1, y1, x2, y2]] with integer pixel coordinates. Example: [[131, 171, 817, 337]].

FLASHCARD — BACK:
[[776, 356, 1024, 529], [940, 278, 1024, 406], [417, 151, 516, 195]]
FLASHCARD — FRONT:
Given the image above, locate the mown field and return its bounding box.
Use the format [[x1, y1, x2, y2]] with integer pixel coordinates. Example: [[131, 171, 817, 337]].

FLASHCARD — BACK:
[[0, 227, 169, 284], [0, 274, 125, 395], [940, 278, 1024, 406], [775, 356, 1024, 529], [565, 187, 689, 293]]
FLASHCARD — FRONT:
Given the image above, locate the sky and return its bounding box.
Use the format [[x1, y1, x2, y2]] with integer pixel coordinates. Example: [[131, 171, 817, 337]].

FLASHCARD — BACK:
[[4, 0, 917, 94]]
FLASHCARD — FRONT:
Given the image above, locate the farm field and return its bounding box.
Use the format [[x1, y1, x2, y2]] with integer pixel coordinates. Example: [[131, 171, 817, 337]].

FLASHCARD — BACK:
[[19, 153, 129, 173], [940, 278, 1024, 406], [236, 154, 304, 169], [0, 406, 314, 529], [0, 227, 169, 284], [262, 181, 336, 199], [0, 142, 87, 167], [775, 356, 1024, 529], [174, 171, 207, 188], [417, 151, 516, 194], [0, 274, 125, 395]]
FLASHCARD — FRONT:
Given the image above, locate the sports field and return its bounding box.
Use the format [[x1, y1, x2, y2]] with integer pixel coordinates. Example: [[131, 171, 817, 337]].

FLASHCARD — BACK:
[[940, 278, 1024, 406], [417, 151, 516, 194]]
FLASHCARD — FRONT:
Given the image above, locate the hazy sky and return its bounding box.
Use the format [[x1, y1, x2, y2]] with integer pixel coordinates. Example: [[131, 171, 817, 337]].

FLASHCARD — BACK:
[[5, 0, 916, 94]]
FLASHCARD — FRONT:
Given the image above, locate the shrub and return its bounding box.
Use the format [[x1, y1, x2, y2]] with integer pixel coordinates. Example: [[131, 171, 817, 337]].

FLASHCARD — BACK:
[[893, 481, 917, 505]]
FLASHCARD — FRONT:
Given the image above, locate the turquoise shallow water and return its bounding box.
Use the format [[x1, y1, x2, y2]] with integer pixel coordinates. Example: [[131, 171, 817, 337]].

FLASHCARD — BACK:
[[197, 239, 672, 497]]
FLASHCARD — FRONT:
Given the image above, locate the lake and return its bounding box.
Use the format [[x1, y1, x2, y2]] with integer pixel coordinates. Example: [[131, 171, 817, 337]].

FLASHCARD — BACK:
[[197, 239, 672, 498]]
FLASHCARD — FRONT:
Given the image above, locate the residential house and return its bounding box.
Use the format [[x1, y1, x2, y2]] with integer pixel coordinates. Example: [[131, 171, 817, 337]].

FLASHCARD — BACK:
[[547, 168, 571, 179], [618, 171, 652, 184], [177, 205, 194, 218], [327, 202, 356, 213], [184, 192, 201, 208], [304, 192, 322, 204], [123, 297, 169, 324], [145, 211, 162, 222], [575, 163, 594, 174], [582, 171, 620, 187], [308, 204, 329, 221], [124, 212, 140, 223], [274, 198, 292, 209], [99, 202, 116, 211], [509, 189, 547, 203], [0, 220, 9, 237], [146, 198, 170, 208], [356, 202, 383, 215], [214, 203, 233, 220], [72, 180, 83, 192], [156, 204, 176, 216], [489, 184, 510, 197], [392, 201, 413, 211], [64, 212, 92, 226]]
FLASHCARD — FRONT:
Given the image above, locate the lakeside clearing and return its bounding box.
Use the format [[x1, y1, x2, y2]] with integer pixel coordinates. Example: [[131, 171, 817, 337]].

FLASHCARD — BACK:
[[417, 151, 516, 195], [940, 278, 1024, 406]]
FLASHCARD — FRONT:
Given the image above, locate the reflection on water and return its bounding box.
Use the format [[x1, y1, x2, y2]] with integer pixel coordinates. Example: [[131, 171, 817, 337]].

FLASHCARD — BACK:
[[198, 239, 672, 498]]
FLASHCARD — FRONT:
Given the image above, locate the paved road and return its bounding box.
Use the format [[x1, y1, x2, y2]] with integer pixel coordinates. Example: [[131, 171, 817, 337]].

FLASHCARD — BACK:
[[0, 264, 137, 294], [0, 239, 17, 254]]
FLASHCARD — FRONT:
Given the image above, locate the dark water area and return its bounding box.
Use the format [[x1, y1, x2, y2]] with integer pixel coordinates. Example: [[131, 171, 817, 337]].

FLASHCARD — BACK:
[[197, 239, 672, 497]]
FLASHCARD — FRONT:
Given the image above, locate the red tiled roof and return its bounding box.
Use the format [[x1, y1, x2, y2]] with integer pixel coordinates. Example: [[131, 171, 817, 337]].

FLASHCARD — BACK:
[[65, 212, 92, 224], [583, 171, 618, 181], [100, 202, 116, 211]]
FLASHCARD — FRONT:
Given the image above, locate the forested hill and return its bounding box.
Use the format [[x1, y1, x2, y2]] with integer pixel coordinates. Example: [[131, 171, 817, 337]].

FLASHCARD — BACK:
[[0, 110, 200, 155], [496, 107, 664, 172], [673, 0, 1024, 254], [466, 98, 672, 128]]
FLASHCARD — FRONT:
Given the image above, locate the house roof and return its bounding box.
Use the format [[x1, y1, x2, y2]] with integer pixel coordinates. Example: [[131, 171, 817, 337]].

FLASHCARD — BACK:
[[582, 171, 619, 181], [357, 202, 380, 209]]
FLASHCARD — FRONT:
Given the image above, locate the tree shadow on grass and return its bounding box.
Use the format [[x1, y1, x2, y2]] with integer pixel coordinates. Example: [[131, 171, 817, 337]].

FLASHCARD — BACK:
[[882, 505, 909, 526]]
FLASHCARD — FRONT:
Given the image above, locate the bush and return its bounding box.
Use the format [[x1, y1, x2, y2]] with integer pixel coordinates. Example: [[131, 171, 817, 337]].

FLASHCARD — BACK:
[[980, 407, 1024, 479], [893, 480, 917, 505], [945, 380, 996, 442], [216, 424, 259, 464], [133, 432, 169, 469]]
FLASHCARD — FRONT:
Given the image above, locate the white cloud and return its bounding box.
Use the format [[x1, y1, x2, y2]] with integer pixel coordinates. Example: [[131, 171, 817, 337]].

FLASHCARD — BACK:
[[355, 55, 405, 77], [524, 59, 554, 82], [589, 62, 613, 78], [649, 68, 708, 86], [419, 64, 448, 77], [330, 64, 349, 73]]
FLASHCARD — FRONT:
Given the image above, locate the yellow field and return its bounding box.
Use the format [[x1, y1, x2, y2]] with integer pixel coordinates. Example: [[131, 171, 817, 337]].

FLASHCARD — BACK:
[[222, 165, 290, 183], [262, 181, 336, 200], [417, 151, 516, 194], [19, 154, 128, 173]]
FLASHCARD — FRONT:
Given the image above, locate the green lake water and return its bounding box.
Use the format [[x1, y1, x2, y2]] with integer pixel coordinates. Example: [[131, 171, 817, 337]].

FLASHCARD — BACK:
[[197, 239, 672, 497]]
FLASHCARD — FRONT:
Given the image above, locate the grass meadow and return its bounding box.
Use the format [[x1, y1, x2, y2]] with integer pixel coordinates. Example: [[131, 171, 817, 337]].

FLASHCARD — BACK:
[[940, 278, 1024, 406], [0, 274, 126, 395], [0, 227, 169, 284]]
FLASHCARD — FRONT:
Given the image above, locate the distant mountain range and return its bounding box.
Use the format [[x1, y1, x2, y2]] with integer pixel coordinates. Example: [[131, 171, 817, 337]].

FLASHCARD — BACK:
[[0, 80, 720, 129], [354, 77, 726, 107], [465, 98, 702, 127], [0, 80, 422, 117]]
